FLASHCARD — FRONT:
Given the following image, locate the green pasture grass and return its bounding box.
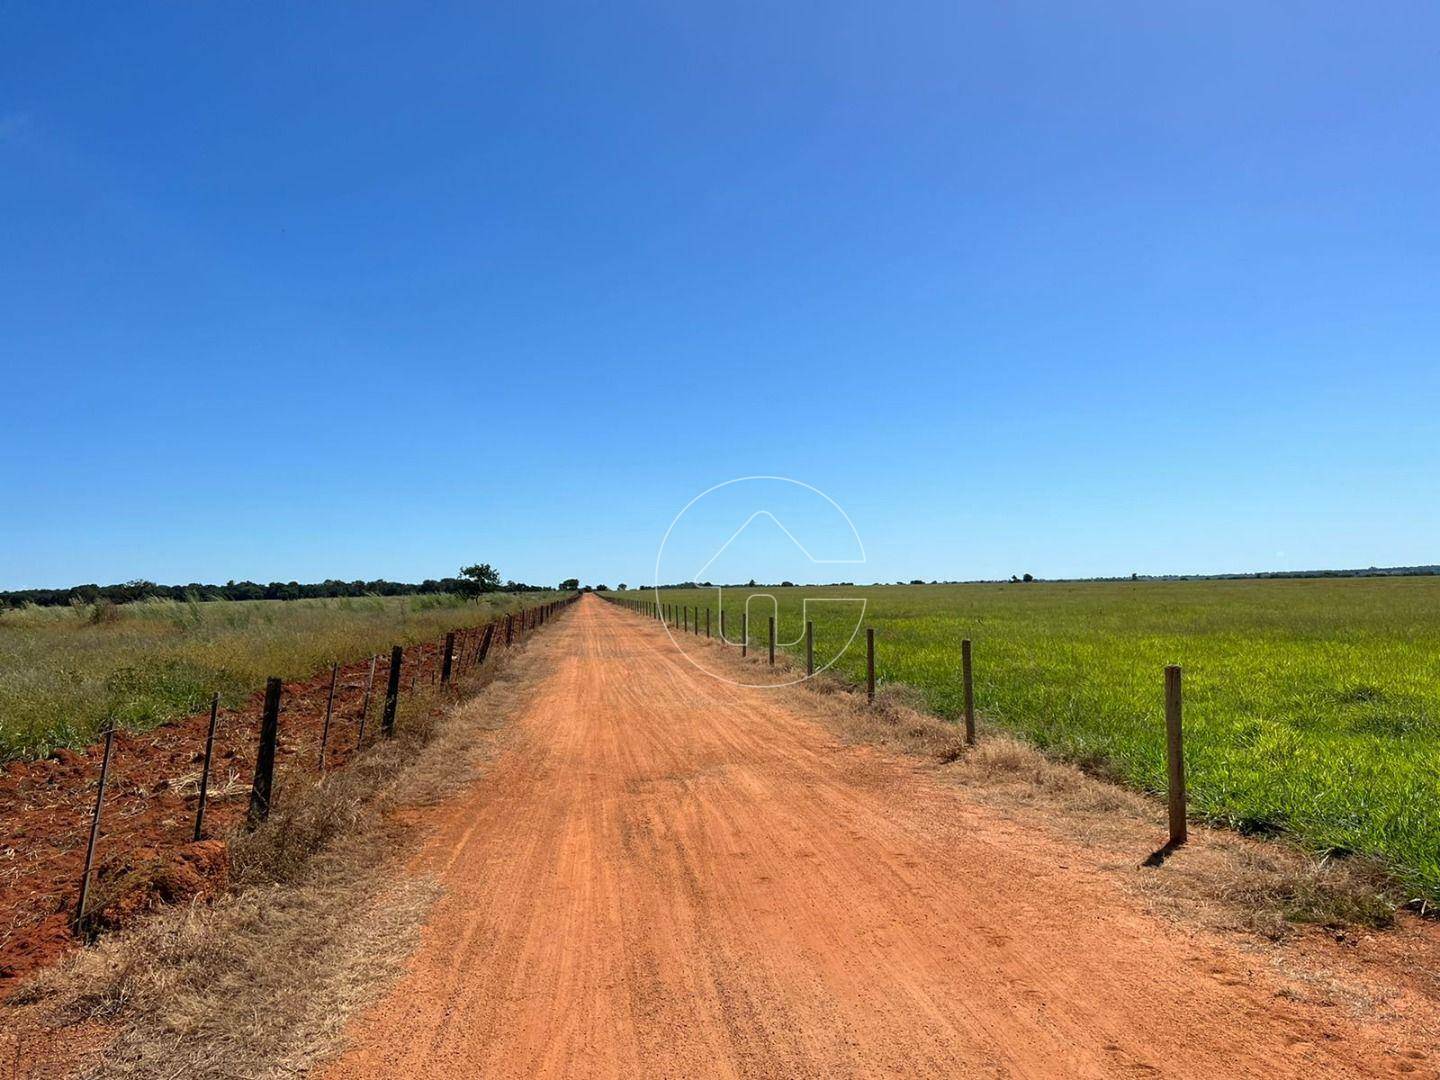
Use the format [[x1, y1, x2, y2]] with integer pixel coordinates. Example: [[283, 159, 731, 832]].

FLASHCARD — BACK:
[[0, 592, 560, 761], [612, 578, 1440, 902]]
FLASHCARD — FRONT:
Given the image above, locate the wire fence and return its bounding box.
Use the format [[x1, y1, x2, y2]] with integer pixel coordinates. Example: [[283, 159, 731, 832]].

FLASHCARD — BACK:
[[601, 592, 1190, 854], [0, 594, 578, 979]]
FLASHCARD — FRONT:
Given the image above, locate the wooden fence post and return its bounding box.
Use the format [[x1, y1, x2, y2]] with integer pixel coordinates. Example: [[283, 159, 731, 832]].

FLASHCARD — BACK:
[[247, 677, 282, 830], [74, 723, 117, 936], [319, 662, 338, 770], [866, 628, 875, 703], [741, 612, 748, 657], [1166, 665, 1187, 847], [768, 615, 775, 665], [805, 620, 814, 676], [381, 646, 403, 737], [441, 632, 456, 685], [476, 623, 496, 667], [506, 614, 514, 645], [962, 639, 976, 745], [194, 692, 220, 841], [706, 608, 711, 638]]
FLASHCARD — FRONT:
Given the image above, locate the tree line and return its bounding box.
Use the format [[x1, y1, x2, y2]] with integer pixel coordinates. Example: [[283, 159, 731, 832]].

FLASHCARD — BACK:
[[1, 563, 558, 609]]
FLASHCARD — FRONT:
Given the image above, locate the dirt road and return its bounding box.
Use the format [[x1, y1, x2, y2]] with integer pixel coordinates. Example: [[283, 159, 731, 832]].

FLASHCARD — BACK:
[[325, 595, 1429, 1078]]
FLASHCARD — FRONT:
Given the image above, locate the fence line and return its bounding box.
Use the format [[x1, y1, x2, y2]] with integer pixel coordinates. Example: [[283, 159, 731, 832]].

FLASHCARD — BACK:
[[600, 591, 1190, 851], [56, 592, 578, 944]]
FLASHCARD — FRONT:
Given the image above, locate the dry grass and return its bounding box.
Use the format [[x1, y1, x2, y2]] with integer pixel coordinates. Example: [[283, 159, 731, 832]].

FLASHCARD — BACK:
[[0, 591, 562, 760], [634, 577, 1440, 902], [676, 618, 1409, 939], [5, 619, 563, 1079], [657, 618, 1440, 1037]]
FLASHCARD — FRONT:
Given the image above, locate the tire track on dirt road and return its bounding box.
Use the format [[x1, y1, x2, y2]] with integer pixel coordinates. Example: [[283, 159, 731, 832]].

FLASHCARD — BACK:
[[323, 594, 1431, 1078]]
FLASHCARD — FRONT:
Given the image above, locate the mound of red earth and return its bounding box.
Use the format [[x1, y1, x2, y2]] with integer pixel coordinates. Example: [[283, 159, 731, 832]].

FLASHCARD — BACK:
[[0, 627, 501, 996], [87, 839, 231, 933]]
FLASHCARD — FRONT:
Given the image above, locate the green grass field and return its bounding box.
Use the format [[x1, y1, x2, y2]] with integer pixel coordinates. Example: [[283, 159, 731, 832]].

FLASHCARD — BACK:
[[613, 578, 1440, 902], [0, 592, 559, 761]]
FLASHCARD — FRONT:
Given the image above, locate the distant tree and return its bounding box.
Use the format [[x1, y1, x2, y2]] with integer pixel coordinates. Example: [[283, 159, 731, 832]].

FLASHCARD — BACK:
[[1022, 573, 1034, 583], [780, 581, 794, 587], [617, 583, 628, 590], [458, 563, 502, 600], [1131, 572, 1139, 581], [910, 579, 925, 585], [560, 577, 580, 590], [747, 578, 757, 587], [593, 584, 609, 592], [1010, 575, 1020, 583]]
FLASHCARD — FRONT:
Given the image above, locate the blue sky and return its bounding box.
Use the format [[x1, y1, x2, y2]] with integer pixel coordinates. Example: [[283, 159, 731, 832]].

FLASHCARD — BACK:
[[3, 3, 1438, 589]]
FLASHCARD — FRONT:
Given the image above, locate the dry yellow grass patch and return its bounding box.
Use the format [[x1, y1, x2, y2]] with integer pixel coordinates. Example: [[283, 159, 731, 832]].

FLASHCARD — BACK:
[[5, 620, 569, 1080]]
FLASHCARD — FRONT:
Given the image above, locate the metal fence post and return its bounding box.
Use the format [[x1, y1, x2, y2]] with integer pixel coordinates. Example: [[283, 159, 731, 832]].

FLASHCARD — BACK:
[[194, 692, 220, 841], [75, 723, 117, 936], [319, 662, 338, 770], [357, 654, 378, 746]]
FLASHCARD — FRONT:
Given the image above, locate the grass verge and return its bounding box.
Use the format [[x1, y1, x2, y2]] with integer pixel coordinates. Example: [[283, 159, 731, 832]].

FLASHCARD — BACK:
[[0, 591, 562, 760], [652, 604, 1410, 938], [617, 580, 1440, 905], [3, 615, 559, 1079]]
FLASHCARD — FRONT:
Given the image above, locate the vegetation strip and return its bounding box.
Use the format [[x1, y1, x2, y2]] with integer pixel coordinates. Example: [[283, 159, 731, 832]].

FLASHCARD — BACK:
[[608, 578, 1440, 904], [0, 590, 563, 761], [0, 595, 572, 995], [4, 613, 565, 1079]]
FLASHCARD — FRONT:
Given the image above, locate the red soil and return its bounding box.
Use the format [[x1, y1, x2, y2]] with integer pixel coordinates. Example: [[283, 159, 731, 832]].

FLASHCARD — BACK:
[[0, 619, 512, 997], [325, 596, 1437, 1079]]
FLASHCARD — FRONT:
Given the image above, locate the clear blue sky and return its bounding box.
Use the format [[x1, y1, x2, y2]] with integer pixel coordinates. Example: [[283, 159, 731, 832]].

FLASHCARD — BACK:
[[4, 3, 1438, 589]]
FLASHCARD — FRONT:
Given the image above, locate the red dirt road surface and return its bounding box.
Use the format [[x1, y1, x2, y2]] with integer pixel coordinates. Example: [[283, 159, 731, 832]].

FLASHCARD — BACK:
[[325, 595, 1433, 1078]]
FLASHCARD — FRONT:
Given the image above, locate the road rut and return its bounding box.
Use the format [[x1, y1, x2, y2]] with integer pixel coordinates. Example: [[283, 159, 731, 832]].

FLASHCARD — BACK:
[[324, 595, 1427, 1078]]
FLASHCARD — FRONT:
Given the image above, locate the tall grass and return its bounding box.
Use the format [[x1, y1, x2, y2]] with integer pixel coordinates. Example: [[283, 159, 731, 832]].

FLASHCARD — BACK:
[[0, 592, 559, 761], [622, 578, 1440, 902]]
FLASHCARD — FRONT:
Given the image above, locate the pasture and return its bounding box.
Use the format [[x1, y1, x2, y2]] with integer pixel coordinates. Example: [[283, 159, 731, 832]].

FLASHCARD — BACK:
[[0, 592, 559, 761], [620, 578, 1440, 902]]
